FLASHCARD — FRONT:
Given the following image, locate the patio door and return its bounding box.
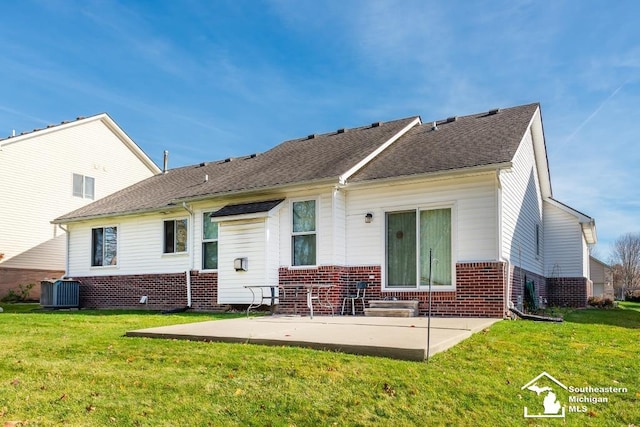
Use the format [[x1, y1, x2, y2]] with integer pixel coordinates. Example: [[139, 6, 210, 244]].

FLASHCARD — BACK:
[[385, 208, 452, 289]]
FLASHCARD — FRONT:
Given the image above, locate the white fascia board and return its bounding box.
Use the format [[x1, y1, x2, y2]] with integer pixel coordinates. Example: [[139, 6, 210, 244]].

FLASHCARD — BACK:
[[529, 106, 553, 199], [338, 116, 421, 185], [99, 114, 162, 174]]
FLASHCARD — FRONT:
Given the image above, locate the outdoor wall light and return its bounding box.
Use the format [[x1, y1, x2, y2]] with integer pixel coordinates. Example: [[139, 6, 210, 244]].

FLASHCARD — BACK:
[[365, 213, 373, 223]]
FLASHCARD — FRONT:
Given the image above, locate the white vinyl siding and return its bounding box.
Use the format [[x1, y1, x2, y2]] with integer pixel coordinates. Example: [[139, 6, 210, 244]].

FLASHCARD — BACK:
[[345, 173, 497, 267], [0, 118, 157, 271], [68, 213, 190, 276], [499, 128, 544, 275], [217, 219, 269, 304], [543, 201, 586, 277]]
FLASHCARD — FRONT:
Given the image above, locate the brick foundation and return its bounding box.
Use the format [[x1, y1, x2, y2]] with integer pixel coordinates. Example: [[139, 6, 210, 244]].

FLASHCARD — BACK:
[[0, 267, 65, 301], [548, 277, 591, 308], [510, 267, 548, 309], [68, 263, 588, 314], [278, 262, 507, 318], [72, 271, 223, 311]]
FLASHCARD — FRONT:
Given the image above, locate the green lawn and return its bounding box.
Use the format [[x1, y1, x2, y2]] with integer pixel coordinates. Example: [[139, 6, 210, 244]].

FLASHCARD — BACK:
[[0, 303, 638, 426]]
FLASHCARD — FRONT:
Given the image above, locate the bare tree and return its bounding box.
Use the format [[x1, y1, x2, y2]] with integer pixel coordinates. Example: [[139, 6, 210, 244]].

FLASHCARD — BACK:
[[611, 233, 640, 299]]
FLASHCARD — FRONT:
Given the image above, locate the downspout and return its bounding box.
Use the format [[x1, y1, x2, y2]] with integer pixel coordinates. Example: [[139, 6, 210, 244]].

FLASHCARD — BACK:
[[496, 169, 512, 317], [57, 224, 70, 278], [182, 202, 194, 308]]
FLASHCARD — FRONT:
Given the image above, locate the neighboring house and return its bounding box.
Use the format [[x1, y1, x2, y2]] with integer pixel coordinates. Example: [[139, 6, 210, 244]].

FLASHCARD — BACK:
[[589, 256, 614, 300], [53, 103, 596, 317], [0, 114, 160, 299]]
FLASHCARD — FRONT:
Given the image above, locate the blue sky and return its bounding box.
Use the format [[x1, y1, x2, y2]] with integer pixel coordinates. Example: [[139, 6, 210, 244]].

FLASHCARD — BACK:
[[1, 0, 638, 261]]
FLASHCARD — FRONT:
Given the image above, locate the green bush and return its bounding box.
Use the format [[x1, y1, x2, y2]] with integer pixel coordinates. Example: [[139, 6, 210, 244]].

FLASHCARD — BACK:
[[587, 296, 614, 308], [0, 282, 35, 303]]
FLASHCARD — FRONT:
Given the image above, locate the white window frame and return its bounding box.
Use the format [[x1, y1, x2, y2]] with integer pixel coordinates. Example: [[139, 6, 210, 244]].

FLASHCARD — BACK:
[[73, 173, 95, 199], [90, 225, 118, 268], [290, 198, 318, 267], [382, 203, 456, 292], [202, 212, 219, 270], [162, 217, 189, 255]]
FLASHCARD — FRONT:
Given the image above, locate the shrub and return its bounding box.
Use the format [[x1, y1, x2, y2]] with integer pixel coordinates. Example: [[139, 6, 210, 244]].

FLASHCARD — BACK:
[[1, 283, 35, 303], [587, 296, 614, 308]]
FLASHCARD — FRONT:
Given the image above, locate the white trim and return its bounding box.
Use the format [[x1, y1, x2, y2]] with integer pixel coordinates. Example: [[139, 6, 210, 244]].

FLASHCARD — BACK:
[[89, 224, 119, 269], [162, 216, 190, 255], [338, 117, 421, 185], [382, 202, 456, 292], [290, 197, 319, 267]]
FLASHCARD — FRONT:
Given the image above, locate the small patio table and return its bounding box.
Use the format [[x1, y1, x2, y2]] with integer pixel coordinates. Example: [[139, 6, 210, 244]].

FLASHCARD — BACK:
[[281, 283, 334, 319]]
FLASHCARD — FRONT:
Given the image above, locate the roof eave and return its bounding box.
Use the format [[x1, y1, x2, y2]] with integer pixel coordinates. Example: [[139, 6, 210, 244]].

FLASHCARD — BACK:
[[344, 162, 513, 188], [53, 177, 339, 224]]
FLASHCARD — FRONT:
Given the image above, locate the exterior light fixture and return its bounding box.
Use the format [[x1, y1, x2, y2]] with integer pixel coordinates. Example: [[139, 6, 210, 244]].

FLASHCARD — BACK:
[[365, 213, 373, 223]]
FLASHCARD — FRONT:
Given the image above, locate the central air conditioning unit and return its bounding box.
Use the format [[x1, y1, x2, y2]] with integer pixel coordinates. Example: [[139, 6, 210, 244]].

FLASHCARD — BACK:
[[40, 279, 80, 308]]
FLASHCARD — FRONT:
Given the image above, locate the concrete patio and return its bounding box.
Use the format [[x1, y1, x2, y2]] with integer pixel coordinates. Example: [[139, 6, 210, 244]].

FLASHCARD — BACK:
[[126, 316, 501, 361]]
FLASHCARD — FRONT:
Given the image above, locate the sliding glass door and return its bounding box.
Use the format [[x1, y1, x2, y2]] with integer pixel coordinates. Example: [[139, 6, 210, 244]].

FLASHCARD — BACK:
[[386, 208, 452, 289]]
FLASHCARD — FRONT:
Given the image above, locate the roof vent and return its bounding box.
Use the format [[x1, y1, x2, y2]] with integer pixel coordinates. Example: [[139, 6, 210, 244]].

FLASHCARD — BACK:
[[307, 134, 317, 140], [337, 128, 346, 134], [446, 116, 457, 123], [371, 121, 382, 128], [249, 153, 257, 158], [431, 121, 438, 131], [224, 157, 233, 162], [488, 108, 500, 115], [199, 162, 208, 167]]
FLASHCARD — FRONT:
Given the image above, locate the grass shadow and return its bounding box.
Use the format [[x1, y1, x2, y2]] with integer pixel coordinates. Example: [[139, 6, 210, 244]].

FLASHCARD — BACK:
[[564, 302, 640, 329]]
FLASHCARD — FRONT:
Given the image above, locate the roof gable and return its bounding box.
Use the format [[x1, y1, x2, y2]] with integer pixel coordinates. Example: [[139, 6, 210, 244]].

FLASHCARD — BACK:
[[0, 113, 160, 174]]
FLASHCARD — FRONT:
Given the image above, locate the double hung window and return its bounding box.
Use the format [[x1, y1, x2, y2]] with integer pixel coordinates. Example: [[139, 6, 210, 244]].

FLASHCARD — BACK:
[[386, 207, 452, 289], [202, 213, 218, 269], [292, 200, 316, 266]]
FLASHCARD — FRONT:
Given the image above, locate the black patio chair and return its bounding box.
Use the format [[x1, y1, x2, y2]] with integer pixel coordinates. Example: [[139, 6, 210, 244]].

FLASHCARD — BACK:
[[341, 281, 368, 315]]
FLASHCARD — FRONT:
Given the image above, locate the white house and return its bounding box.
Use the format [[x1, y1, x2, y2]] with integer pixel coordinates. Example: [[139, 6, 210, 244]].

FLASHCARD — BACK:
[[0, 114, 160, 298], [53, 103, 596, 317]]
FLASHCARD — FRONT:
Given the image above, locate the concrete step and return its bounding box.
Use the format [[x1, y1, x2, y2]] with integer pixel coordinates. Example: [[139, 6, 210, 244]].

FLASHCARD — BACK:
[[368, 300, 420, 310], [365, 301, 420, 317], [364, 307, 418, 317]]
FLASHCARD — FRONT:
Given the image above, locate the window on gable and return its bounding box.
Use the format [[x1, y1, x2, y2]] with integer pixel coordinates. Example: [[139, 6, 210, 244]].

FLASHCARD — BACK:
[[292, 200, 316, 266], [73, 173, 95, 199], [386, 207, 452, 289], [91, 226, 117, 266], [164, 219, 188, 254], [202, 213, 218, 269]]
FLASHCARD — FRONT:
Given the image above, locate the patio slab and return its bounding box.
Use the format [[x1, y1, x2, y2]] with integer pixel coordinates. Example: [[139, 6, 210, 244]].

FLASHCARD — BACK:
[[126, 316, 501, 361]]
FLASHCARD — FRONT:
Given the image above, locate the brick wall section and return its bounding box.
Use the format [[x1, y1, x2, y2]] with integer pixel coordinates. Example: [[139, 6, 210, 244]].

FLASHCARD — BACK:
[[548, 277, 591, 308], [74, 271, 225, 310], [278, 262, 506, 318], [510, 266, 548, 308], [189, 270, 220, 311], [0, 267, 65, 300], [69, 263, 586, 313]]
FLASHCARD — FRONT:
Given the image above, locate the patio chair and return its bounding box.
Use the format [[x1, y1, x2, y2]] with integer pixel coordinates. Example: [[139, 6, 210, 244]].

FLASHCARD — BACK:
[[341, 281, 368, 315]]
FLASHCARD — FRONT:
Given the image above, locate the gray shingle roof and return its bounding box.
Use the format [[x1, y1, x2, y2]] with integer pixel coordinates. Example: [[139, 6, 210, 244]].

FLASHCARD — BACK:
[[54, 103, 540, 223], [350, 103, 539, 182], [54, 116, 418, 222]]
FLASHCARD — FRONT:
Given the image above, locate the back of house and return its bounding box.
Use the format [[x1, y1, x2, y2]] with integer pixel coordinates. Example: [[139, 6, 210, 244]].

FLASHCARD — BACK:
[[52, 103, 596, 317]]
